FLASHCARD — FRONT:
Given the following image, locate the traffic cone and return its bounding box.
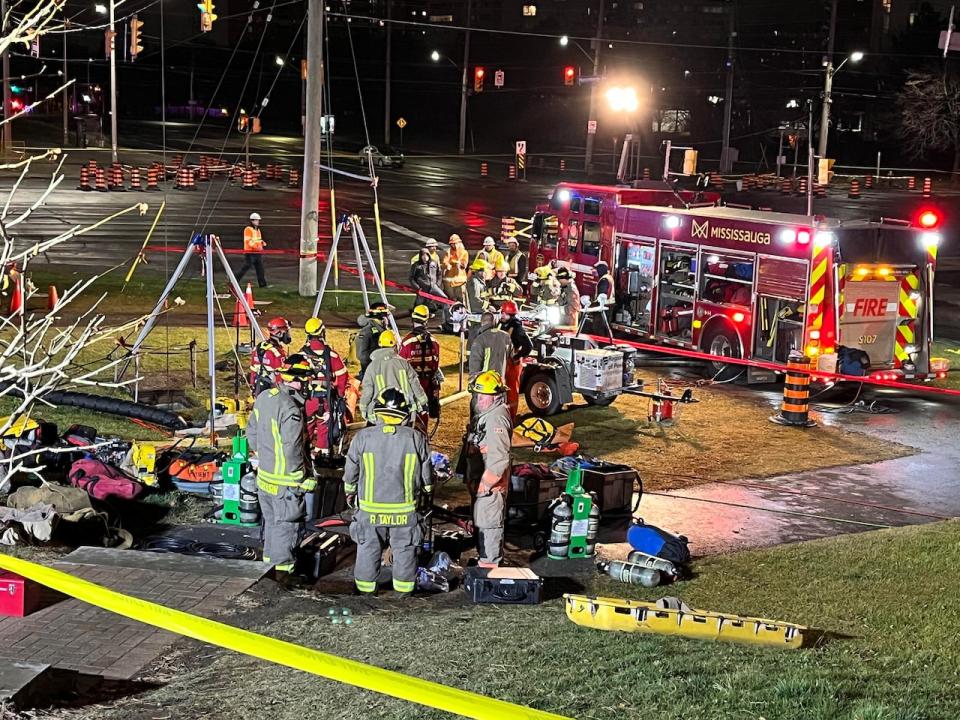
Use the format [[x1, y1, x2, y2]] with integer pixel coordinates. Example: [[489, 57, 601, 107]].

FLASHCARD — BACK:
[[47, 284, 59, 311], [232, 297, 249, 327], [8, 275, 23, 315], [244, 282, 256, 311]]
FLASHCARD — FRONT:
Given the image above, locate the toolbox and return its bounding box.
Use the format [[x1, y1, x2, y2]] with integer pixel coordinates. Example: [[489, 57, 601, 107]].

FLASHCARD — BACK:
[[573, 349, 624, 393], [463, 566, 543, 605], [0, 571, 41, 618], [579, 462, 639, 514], [507, 465, 566, 527]]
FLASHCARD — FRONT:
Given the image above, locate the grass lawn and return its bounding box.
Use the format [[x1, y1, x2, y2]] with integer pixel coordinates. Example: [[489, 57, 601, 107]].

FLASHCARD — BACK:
[[60, 519, 960, 720]]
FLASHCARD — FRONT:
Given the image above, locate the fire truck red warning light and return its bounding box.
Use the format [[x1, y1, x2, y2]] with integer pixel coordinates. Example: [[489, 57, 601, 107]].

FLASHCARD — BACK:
[[917, 209, 940, 229]]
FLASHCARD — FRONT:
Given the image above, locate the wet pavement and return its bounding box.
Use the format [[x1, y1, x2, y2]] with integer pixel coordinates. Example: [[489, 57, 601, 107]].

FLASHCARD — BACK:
[[630, 385, 960, 557]]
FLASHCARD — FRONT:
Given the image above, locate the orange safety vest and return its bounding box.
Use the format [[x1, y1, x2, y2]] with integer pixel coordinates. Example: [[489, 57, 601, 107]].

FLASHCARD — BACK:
[[443, 246, 470, 287], [244, 226, 264, 253]]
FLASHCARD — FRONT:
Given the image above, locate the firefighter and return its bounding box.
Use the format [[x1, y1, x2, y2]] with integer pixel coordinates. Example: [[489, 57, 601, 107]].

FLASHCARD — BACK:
[[442, 233, 469, 303], [485, 259, 523, 308], [464, 258, 489, 339], [530, 265, 561, 306], [499, 300, 533, 421], [250, 317, 291, 395], [399, 305, 442, 430], [464, 370, 512, 567], [505, 236, 528, 286], [477, 236, 505, 270], [355, 302, 391, 380], [247, 357, 316, 578], [301, 317, 349, 457], [409, 246, 447, 312], [236, 212, 268, 288], [469, 312, 512, 380], [343, 388, 432, 596], [556, 266, 581, 329], [359, 330, 428, 423]]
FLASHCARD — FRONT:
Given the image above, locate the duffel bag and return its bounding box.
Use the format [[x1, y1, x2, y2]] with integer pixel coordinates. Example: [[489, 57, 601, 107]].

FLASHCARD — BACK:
[[69, 457, 144, 501], [626, 519, 691, 565]]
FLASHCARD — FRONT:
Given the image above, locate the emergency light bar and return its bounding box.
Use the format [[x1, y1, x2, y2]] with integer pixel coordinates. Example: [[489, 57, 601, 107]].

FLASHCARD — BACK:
[[778, 228, 812, 245]]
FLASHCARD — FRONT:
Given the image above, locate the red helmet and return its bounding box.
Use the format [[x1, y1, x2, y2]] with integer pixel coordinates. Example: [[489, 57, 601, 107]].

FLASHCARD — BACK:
[[267, 317, 290, 334], [500, 300, 518, 316]]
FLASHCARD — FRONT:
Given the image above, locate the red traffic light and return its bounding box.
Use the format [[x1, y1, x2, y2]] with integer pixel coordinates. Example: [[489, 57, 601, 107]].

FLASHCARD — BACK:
[[475, 67, 485, 79], [564, 66, 576, 86], [9, 99, 23, 111], [917, 209, 941, 229]]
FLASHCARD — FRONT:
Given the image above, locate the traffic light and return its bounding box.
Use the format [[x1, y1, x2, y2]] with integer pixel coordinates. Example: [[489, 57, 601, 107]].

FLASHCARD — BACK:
[[9, 84, 20, 94], [9, 98, 23, 112], [564, 66, 576, 86], [197, 0, 216, 32], [104, 29, 115, 59], [129, 15, 144, 59], [474, 66, 485, 93], [237, 110, 249, 133]]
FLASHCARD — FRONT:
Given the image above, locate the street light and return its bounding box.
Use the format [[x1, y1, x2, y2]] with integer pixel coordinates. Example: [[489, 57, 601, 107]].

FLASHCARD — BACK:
[[606, 86, 639, 113], [275, 55, 284, 66], [559, 35, 569, 46], [430, 49, 440, 62], [818, 50, 863, 158], [94, 3, 106, 13]]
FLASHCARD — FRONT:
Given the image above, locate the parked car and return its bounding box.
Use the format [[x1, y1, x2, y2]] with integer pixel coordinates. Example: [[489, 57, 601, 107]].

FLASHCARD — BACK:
[[357, 145, 405, 168]]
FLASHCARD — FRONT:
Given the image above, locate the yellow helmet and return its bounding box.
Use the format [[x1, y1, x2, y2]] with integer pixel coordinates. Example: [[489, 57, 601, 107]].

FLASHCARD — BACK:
[[535, 265, 554, 281], [517, 417, 556, 446], [495, 259, 510, 273], [278, 356, 313, 383], [469, 370, 507, 395], [471, 258, 489, 272], [411, 304, 431, 323], [378, 329, 397, 348], [304, 317, 325, 338]]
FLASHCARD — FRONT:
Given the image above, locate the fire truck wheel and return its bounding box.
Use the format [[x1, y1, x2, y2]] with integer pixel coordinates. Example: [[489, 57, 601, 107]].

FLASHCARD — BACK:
[[524, 372, 562, 416], [584, 394, 616, 407], [701, 324, 742, 381]]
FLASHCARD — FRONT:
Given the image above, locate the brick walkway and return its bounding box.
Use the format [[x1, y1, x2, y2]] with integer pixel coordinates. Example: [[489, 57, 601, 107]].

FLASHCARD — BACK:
[[0, 547, 267, 680]]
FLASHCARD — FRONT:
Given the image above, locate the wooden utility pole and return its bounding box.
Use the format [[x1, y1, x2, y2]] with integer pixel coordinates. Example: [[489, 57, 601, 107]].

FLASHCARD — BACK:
[[299, 0, 323, 296]]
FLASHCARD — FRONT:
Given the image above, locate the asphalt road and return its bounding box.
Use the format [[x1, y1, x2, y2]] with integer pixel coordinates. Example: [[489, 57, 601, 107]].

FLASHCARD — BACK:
[[3, 124, 959, 333]]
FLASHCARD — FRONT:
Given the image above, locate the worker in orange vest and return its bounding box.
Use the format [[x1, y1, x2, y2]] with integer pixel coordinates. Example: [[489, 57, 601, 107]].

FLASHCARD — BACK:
[[442, 234, 470, 302], [237, 212, 268, 288]]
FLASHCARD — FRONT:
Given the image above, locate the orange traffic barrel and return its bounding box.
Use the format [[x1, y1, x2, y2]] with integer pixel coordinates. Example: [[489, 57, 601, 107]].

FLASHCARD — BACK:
[[907, 176, 916, 192], [770, 351, 817, 427], [78, 165, 92, 191], [864, 174, 874, 189], [129, 167, 143, 190], [242, 166, 261, 190], [288, 168, 300, 188], [848, 179, 861, 199], [922, 176, 932, 198], [642, 167, 650, 181], [508, 164, 516, 180], [95, 167, 108, 192], [480, 161, 488, 178], [146, 166, 160, 190]]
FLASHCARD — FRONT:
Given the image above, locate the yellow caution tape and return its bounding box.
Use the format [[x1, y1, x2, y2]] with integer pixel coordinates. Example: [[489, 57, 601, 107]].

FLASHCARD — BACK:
[[0, 553, 569, 720]]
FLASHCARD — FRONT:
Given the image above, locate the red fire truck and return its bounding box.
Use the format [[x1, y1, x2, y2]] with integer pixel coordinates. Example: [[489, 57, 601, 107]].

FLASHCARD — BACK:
[[526, 184, 943, 381]]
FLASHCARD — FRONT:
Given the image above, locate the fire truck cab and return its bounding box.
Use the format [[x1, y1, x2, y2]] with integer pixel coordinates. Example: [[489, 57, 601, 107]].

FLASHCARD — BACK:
[[601, 204, 941, 381]]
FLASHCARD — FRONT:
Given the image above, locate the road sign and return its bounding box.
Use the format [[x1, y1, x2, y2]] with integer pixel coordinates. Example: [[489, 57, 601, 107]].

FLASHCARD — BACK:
[[587, 120, 597, 135], [494, 69, 505, 88], [396, 117, 407, 129], [516, 140, 526, 156]]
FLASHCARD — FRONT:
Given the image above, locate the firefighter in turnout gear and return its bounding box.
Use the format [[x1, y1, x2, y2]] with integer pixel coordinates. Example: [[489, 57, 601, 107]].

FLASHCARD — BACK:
[[530, 265, 561, 306], [301, 317, 349, 456], [399, 305, 442, 429], [355, 302, 391, 380], [464, 258, 489, 339], [343, 388, 432, 596], [236, 212, 268, 287], [484, 259, 523, 308], [247, 358, 316, 575], [464, 371, 512, 567], [359, 330, 428, 423], [249, 317, 291, 395], [499, 300, 532, 421], [556, 266, 581, 329], [469, 312, 512, 380]]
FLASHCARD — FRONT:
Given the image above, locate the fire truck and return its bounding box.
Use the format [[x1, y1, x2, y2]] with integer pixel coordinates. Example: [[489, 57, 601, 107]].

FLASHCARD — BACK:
[[525, 183, 943, 381]]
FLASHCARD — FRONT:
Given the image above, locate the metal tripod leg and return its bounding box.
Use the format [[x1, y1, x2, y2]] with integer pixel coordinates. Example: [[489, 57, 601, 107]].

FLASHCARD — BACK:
[[312, 218, 346, 317], [350, 219, 371, 312], [205, 235, 217, 443], [354, 219, 399, 337], [213, 238, 264, 343]]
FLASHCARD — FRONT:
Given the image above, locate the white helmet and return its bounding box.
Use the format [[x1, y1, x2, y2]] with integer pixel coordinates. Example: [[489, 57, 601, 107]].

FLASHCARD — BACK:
[[249, 212, 261, 221], [483, 236, 495, 247]]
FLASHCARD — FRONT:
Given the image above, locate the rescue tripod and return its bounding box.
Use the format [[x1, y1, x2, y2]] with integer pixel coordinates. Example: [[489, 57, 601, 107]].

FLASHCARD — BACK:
[[118, 233, 264, 443], [312, 213, 400, 339]]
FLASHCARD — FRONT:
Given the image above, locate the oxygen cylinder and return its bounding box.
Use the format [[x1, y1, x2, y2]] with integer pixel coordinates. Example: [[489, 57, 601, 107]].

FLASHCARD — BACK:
[[585, 495, 601, 557], [626, 549, 678, 579], [547, 498, 573, 560], [598, 560, 662, 588]]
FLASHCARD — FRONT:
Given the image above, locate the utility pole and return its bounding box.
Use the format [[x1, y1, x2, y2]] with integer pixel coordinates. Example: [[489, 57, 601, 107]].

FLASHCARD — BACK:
[[109, 0, 118, 162], [458, 0, 472, 155], [1, 0, 11, 151], [807, 100, 815, 216], [719, 0, 736, 174], [583, 0, 605, 175], [63, 15, 69, 147], [384, 0, 391, 145], [818, 0, 838, 159], [299, 0, 323, 296]]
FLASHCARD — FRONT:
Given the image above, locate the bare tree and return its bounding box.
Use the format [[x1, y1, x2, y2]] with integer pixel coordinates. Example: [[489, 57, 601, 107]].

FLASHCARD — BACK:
[[897, 70, 960, 179]]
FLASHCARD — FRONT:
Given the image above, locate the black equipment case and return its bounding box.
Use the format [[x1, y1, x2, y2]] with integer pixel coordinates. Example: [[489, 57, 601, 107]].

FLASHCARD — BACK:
[[463, 567, 543, 605]]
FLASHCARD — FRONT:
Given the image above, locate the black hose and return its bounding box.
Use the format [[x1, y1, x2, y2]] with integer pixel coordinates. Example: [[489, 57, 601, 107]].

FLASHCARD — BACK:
[[140, 535, 259, 560], [0, 383, 188, 430]]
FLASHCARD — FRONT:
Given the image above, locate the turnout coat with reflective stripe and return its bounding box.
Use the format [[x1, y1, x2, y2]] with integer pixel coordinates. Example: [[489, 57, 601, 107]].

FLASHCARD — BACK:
[[359, 348, 429, 421], [342, 422, 432, 523], [246, 387, 310, 489]]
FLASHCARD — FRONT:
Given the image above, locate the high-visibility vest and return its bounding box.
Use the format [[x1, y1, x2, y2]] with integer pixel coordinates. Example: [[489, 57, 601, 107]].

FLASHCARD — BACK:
[[244, 226, 264, 253], [598, 272, 616, 305], [443, 247, 469, 287]]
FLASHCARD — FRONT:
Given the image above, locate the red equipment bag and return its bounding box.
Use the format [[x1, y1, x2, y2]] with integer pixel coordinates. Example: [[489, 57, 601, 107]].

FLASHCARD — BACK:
[[68, 457, 144, 501]]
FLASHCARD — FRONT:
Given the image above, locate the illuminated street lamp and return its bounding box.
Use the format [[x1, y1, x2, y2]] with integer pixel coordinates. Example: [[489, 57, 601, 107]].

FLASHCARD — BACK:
[[559, 35, 569, 46], [275, 55, 284, 66], [606, 85, 639, 113], [819, 50, 864, 157], [430, 49, 440, 62]]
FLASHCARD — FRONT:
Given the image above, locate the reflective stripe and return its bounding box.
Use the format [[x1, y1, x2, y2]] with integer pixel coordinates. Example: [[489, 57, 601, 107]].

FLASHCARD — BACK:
[[393, 579, 415, 593], [375, 374, 385, 397], [257, 471, 303, 488], [403, 453, 416, 505], [484, 347, 491, 371], [275, 563, 294, 572], [270, 419, 285, 478], [363, 452, 375, 506], [359, 500, 417, 514], [355, 579, 377, 593], [399, 371, 409, 395]]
